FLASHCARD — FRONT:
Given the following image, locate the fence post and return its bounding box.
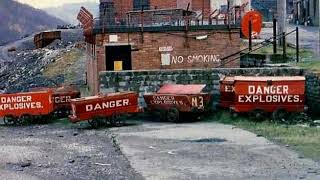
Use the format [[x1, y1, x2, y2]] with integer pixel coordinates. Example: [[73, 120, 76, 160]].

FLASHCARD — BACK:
[[296, 27, 299, 63], [249, 20, 252, 51], [273, 18, 277, 54], [282, 32, 286, 61]]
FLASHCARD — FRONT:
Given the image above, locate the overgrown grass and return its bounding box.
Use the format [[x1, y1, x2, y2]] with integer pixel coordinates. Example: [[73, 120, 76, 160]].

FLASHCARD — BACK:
[[42, 49, 84, 84], [297, 60, 320, 73], [241, 41, 315, 60], [206, 111, 320, 162]]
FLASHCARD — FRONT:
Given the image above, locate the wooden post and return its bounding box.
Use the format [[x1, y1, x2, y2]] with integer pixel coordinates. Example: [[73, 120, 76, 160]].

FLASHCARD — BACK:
[[277, 0, 287, 45], [296, 26, 299, 63], [273, 18, 277, 54], [282, 32, 287, 61]]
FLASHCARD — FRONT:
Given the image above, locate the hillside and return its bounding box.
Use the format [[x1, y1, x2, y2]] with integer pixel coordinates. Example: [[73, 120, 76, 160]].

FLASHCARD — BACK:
[[0, 0, 65, 45], [44, 2, 99, 25]]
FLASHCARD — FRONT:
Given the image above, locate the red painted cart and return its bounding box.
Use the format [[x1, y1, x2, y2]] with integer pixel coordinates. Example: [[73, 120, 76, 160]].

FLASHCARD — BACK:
[[52, 86, 81, 117], [31, 86, 81, 117], [230, 76, 307, 122], [0, 90, 54, 125], [69, 92, 141, 127], [144, 84, 212, 122], [220, 76, 235, 108]]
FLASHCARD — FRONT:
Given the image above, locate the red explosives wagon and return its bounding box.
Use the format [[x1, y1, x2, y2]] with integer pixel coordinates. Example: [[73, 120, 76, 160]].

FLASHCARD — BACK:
[[230, 76, 306, 121], [52, 86, 81, 117], [69, 92, 140, 127], [144, 84, 212, 123], [30, 86, 81, 117], [0, 90, 54, 125], [220, 76, 235, 108]]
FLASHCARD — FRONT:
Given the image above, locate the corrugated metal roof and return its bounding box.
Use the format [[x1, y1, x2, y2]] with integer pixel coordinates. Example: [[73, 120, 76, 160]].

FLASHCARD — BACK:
[[157, 84, 206, 95], [234, 76, 306, 81]]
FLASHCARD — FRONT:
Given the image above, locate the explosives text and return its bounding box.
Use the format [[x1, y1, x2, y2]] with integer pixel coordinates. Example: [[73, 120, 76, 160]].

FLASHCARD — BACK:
[[0, 96, 43, 110], [238, 85, 302, 103]]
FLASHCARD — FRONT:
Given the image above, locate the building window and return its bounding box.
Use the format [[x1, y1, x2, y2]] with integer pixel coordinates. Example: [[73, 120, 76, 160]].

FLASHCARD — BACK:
[[133, 0, 150, 11]]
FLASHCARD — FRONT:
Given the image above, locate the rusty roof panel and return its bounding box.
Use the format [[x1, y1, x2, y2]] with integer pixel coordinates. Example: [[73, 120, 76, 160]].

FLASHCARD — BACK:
[[157, 84, 206, 95]]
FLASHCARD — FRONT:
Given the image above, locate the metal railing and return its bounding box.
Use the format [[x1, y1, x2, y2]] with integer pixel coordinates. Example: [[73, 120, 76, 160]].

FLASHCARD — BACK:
[[215, 27, 300, 68]]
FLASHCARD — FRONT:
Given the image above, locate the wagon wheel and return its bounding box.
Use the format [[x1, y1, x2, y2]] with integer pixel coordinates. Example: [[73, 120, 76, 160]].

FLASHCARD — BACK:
[[110, 113, 123, 127], [159, 110, 167, 122], [18, 114, 33, 125], [40, 114, 54, 124], [249, 109, 266, 122], [3, 115, 16, 126], [88, 116, 102, 128], [167, 108, 180, 123], [272, 109, 289, 124]]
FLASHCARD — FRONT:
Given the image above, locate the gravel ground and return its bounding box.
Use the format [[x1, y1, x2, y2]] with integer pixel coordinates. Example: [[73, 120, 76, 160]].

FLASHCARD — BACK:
[[1, 118, 320, 180], [0, 119, 143, 180], [111, 121, 320, 180]]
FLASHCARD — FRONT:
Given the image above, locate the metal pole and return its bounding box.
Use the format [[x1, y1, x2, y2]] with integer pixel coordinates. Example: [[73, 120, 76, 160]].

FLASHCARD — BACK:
[[202, 0, 205, 25], [296, 27, 299, 63], [227, 0, 230, 28], [273, 18, 277, 54], [283, 32, 287, 61], [249, 20, 252, 51]]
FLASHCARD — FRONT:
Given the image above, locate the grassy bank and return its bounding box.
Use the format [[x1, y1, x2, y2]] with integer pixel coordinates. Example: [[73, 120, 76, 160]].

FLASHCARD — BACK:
[[297, 60, 320, 73], [206, 111, 320, 162]]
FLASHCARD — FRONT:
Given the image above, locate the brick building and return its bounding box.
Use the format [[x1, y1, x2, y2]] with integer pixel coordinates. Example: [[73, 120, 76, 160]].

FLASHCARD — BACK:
[[84, 0, 242, 94]]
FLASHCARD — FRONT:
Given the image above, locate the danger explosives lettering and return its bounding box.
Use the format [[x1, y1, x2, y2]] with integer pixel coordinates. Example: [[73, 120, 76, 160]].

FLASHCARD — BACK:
[[85, 99, 130, 112], [238, 85, 302, 103], [0, 96, 43, 111]]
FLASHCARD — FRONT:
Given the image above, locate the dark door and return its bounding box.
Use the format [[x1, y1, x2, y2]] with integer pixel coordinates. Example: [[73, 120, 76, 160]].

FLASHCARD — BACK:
[[105, 45, 132, 71]]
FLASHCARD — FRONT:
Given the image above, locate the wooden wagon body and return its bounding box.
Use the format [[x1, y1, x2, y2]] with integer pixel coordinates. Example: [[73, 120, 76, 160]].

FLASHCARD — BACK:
[[219, 76, 235, 108], [144, 84, 212, 122], [0, 90, 54, 125], [69, 92, 140, 127], [230, 76, 306, 113], [31, 86, 81, 117]]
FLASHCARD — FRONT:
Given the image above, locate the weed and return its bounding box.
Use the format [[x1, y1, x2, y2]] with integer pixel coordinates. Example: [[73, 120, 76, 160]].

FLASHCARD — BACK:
[[206, 111, 320, 161]]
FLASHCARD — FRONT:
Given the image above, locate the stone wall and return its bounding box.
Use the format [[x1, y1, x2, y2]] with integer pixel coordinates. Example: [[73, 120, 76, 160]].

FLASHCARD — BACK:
[[305, 72, 320, 115], [100, 67, 304, 108]]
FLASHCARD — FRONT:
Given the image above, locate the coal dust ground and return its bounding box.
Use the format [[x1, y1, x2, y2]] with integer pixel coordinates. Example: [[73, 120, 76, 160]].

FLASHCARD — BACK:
[[0, 119, 143, 180], [1, 118, 320, 180]]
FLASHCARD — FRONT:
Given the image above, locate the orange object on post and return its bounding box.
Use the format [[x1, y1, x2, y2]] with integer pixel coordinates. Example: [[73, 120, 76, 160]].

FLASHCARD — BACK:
[[241, 11, 263, 39]]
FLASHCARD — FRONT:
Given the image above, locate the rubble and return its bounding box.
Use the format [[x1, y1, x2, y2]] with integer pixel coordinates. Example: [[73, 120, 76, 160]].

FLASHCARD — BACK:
[[0, 41, 85, 93]]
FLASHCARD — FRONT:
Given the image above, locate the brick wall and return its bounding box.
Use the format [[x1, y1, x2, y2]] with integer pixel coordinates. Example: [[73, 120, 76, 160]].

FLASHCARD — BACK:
[[114, 0, 133, 18], [112, 0, 213, 15], [150, 0, 177, 9], [87, 29, 240, 94], [94, 29, 240, 71], [99, 67, 304, 107]]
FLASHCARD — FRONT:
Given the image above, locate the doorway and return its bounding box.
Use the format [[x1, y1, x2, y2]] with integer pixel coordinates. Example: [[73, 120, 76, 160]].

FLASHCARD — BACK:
[[105, 45, 132, 71]]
